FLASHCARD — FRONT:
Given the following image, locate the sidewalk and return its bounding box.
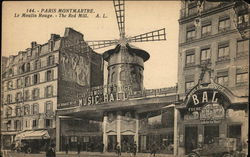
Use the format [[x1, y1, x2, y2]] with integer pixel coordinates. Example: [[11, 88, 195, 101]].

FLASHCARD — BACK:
[[56, 151, 181, 157]]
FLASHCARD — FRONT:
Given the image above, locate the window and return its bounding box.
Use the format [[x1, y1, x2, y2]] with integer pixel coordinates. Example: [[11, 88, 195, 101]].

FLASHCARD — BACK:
[[237, 13, 249, 26], [34, 60, 41, 70], [47, 55, 54, 66], [45, 101, 53, 113], [201, 24, 211, 36], [7, 94, 12, 104], [24, 76, 30, 87], [186, 29, 196, 41], [46, 70, 53, 81], [32, 119, 38, 128], [218, 44, 229, 60], [8, 68, 13, 76], [71, 136, 78, 142], [188, 4, 197, 16], [6, 121, 11, 131], [16, 92, 22, 102], [17, 79, 22, 88], [33, 73, 39, 84], [185, 81, 195, 91], [21, 64, 25, 73], [200, 48, 211, 62], [217, 75, 228, 86], [16, 107, 21, 116], [24, 90, 30, 101], [7, 81, 13, 90], [45, 86, 53, 97], [32, 104, 39, 114], [120, 70, 126, 81], [111, 72, 115, 83], [14, 120, 21, 131], [204, 125, 219, 144], [24, 105, 30, 115], [186, 53, 195, 65], [236, 72, 248, 84], [219, 17, 230, 31], [32, 88, 40, 100], [45, 119, 52, 128], [228, 124, 242, 149], [25, 120, 29, 128], [26, 63, 30, 72], [6, 108, 12, 117], [237, 39, 249, 56]]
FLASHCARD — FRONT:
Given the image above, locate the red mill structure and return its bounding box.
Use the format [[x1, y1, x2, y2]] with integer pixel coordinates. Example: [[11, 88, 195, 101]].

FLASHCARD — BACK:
[[103, 43, 149, 93], [55, 0, 178, 155]]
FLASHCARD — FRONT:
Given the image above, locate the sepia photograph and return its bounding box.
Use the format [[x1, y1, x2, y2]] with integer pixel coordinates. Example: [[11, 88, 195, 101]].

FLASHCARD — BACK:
[[1, 0, 249, 157]]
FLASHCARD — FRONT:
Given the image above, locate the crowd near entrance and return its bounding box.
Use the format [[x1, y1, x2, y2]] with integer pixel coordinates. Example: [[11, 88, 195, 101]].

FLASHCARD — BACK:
[[121, 135, 134, 152]]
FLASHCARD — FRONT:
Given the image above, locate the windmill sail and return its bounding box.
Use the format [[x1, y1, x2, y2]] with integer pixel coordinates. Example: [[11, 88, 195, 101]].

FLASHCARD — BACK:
[[86, 40, 119, 50], [113, 0, 125, 38], [129, 28, 166, 43]]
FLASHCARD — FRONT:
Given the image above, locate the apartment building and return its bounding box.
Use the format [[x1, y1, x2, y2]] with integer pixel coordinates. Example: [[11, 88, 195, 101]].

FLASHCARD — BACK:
[[1, 28, 103, 149], [177, 1, 249, 155]]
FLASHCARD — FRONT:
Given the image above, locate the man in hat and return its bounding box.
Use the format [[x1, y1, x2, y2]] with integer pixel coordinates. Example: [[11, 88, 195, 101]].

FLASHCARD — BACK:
[[46, 143, 56, 157]]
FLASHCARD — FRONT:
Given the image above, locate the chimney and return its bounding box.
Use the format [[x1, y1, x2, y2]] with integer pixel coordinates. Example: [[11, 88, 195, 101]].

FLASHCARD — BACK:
[[50, 34, 60, 41], [31, 41, 37, 48]]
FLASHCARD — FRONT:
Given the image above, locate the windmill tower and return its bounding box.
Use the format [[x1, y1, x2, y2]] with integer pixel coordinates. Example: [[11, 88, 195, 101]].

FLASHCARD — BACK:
[[85, 0, 166, 94]]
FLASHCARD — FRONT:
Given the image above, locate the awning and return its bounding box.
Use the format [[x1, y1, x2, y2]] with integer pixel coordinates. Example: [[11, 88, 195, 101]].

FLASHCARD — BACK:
[[15, 130, 50, 141]]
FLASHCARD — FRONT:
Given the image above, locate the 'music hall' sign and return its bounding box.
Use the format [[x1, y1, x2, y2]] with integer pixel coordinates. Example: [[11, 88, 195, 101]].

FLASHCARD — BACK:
[[58, 85, 177, 108], [58, 85, 132, 108]]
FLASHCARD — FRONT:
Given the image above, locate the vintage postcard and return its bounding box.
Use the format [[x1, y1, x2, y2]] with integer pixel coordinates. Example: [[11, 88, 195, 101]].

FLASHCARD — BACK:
[[1, 1, 249, 157]]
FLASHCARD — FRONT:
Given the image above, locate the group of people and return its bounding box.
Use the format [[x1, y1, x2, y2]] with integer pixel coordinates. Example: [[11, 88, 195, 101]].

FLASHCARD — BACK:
[[115, 141, 137, 157]]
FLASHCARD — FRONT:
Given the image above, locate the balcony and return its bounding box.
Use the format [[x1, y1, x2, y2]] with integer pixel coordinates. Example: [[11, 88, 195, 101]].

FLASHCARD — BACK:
[[3, 57, 58, 80], [236, 51, 249, 60], [179, 2, 233, 20], [216, 56, 230, 64]]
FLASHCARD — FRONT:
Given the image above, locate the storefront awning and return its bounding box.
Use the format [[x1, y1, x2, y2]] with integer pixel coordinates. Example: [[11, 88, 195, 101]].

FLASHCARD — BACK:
[[15, 130, 50, 141]]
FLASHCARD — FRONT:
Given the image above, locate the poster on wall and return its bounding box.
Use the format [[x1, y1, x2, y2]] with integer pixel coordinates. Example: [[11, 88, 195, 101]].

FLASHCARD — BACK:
[[1, 0, 249, 156]]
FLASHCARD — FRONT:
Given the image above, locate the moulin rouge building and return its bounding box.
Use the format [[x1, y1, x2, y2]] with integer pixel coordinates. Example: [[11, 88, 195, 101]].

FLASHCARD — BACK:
[[55, 37, 178, 154]]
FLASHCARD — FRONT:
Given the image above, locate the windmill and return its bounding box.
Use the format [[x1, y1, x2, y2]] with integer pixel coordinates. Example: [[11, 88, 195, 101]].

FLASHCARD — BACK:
[[84, 0, 167, 94]]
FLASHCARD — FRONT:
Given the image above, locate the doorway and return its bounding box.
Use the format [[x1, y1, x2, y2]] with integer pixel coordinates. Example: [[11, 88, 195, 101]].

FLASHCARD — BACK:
[[121, 135, 134, 152], [185, 126, 198, 154], [107, 135, 117, 152], [204, 125, 219, 144]]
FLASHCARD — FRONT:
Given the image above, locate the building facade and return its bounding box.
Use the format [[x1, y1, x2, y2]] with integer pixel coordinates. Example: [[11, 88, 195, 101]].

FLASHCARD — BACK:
[[1, 28, 103, 150], [177, 0, 249, 155], [55, 44, 178, 154]]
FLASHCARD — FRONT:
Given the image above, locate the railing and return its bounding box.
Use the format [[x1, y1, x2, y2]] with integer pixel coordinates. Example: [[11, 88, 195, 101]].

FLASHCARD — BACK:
[[2, 57, 58, 80], [128, 86, 177, 99], [179, 2, 233, 19]]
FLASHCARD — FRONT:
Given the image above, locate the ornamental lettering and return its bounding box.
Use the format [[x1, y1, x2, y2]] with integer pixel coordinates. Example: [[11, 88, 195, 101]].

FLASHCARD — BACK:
[[187, 89, 229, 112], [192, 91, 218, 105]]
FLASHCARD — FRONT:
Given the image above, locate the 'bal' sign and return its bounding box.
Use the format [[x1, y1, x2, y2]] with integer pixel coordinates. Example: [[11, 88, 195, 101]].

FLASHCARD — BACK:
[[187, 89, 230, 112]]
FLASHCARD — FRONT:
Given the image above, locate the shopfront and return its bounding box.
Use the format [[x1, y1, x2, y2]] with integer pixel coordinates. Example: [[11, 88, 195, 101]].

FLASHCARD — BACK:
[[177, 80, 248, 155]]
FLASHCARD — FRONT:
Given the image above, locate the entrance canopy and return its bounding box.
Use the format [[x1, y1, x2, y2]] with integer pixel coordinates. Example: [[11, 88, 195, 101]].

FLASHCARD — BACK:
[[15, 130, 50, 141]]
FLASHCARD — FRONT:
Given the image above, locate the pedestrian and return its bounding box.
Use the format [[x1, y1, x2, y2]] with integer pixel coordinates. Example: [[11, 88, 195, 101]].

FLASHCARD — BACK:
[[77, 142, 81, 154], [65, 143, 69, 154], [116, 142, 121, 157], [46, 143, 56, 157], [100, 143, 104, 153], [150, 142, 157, 157], [132, 142, 137, 157]]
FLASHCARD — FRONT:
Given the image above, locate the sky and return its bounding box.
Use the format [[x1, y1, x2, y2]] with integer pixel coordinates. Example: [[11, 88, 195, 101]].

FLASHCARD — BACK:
[[2, 1, 180, 89]]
